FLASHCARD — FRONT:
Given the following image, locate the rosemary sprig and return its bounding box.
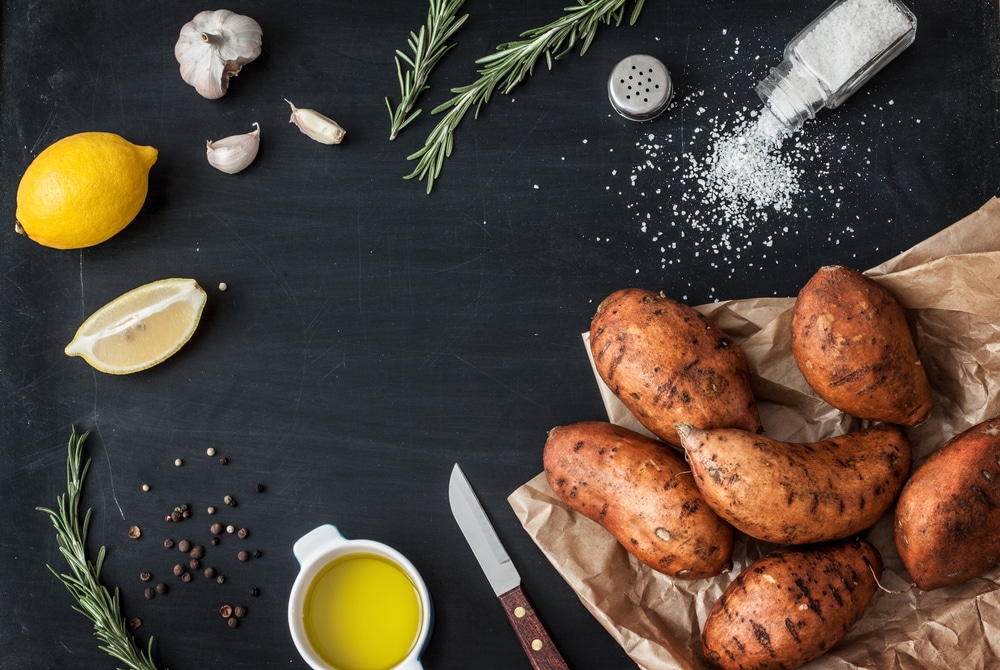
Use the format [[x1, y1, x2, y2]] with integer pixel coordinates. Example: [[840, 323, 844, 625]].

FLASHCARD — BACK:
[[386, 0, 469, 141], [37, 427, 162, 670], [405, 0, 646, 193]]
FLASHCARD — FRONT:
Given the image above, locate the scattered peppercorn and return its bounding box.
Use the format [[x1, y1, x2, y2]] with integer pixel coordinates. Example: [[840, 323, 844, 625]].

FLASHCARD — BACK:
[[142, 484, 151, 492], [210, 522, 223, 535], [226, 524, 235, 534], [173, 564, 186, 577], [207, 506, 216, 515], [165, 514, 174, 522], [128, 618, 142, 630], [181, 572, 192, 583], [238, 550, 250, 562], [249, 587, 260, 597], [174, 458, 183, 467], [211, 537, 221, 546], [219, 605, 233, 618], [223, 495, 235, 506], [216, 575, 226, 584], [228, 617, 239, 628], [178, 539, 192, 553], [207, 447, 217, 457], [237, 528, 249, 539], [144, 588, 156, 600], [252, 549, 262, 559], [190, 558, 201, 570], [181, 509, 191, 519], [218, 282, 228, 292], [190, 544, 205, 559], [219, 457, 229, 465], [234, 605, 248, 618], [254, 483, 265, 493], [139, 572, 152, 582], [170, 510, 182, 522], [128, 525, 142, 539], [163, 538, 175, 549], [156, 583, 168, 595], [204, 567, 217, 579]]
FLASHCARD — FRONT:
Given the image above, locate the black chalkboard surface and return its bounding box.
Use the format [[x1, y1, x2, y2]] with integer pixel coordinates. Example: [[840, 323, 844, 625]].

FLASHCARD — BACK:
[[2, 1, 997, 669]]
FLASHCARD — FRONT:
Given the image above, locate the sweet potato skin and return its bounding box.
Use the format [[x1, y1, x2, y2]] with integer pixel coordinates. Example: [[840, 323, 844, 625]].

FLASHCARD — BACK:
[[677, 423, 911, 545], [895, 416, 1000, 590], [702, 539, 883, 670], [543, 421, 733, 579], [790, 265, 932, 426], [589, 288, 761, 446]]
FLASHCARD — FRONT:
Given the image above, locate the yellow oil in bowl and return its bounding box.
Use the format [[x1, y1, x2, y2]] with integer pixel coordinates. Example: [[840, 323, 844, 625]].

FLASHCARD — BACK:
[[303, 553, 422, 670]]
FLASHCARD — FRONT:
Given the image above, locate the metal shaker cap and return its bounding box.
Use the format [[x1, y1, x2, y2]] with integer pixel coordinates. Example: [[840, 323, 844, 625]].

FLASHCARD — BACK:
[[608, 54, 673, 121]]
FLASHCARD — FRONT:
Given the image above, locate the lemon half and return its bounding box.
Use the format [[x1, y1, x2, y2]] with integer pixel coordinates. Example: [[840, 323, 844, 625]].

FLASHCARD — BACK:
[[16, 132, 157, 249], [65, 278, 207, 374]]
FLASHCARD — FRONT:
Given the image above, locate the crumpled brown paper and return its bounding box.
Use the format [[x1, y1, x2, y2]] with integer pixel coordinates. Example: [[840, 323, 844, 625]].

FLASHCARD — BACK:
[[509, 198, 1000, 669]]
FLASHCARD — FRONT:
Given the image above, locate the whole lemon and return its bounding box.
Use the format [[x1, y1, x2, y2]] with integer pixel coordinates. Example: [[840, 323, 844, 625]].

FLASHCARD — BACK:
[[15, 132, 158, 249]]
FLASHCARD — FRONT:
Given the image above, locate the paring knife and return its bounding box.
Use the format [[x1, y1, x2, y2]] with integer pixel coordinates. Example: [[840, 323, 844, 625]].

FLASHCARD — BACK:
[[448, 463, 570, 670]]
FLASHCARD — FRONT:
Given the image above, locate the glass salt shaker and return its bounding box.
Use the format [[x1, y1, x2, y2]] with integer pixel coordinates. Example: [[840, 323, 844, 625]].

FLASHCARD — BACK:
[[756, 0, 917, 132]]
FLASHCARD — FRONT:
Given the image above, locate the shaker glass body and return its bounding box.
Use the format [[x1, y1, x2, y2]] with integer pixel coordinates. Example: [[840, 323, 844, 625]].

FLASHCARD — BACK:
[[756, 0, 916, 132]]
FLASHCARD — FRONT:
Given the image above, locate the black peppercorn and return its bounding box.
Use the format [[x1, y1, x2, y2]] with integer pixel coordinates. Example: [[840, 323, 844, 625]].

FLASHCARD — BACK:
[[156, 583, 168, 595], [173, 564, 186, 577], [210, 522, 224, 535], [254, 483, 265, 493], [139, 572, 152, 582], [237, 528, 248, 539], [252, 549, 262, 558], [170, 510, 182, 522], [234, 605, 248, 618], [211, 537, 221, 546], [227, 617, 239, 628], [204, 566, 217, 579], [181, 572, 192, 583], [163, 538, 175, 549], [219, 457, 229, 465], [178, 539, 192, 553], [190, 558, 201, 570], [237, 550, 249, 562], [190, 544, 205, 559], [249, 587, 260, 597], [144, 588, 155, 600]]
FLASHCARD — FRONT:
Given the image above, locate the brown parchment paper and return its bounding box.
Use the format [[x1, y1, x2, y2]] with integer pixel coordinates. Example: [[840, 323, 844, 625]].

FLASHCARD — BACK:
[[509, 197, 1000, 669]]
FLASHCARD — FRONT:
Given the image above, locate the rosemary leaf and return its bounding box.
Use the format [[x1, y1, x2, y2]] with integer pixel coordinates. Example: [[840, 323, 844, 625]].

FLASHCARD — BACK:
[[36, 427, 163, 670], [405, 0, 646, 193], [387, 0, 469, 140]]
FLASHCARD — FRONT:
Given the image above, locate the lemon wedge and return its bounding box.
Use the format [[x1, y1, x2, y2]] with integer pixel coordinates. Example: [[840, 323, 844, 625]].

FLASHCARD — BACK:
[[65, 278, 207, 374]]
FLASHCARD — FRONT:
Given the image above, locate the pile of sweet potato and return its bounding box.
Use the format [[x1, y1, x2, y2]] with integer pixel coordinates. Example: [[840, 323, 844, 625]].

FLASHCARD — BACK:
[[543, 269, 1000, 670]]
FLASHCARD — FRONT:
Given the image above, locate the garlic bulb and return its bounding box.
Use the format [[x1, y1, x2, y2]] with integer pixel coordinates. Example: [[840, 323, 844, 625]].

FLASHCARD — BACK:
[[206, 122, 260, 174], [285, 99, 345, 145], [175, 10, 262, 99]]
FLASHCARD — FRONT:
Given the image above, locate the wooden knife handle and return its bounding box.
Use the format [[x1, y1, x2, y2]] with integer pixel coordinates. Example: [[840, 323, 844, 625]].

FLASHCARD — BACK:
[[498, 585, 570, 670]]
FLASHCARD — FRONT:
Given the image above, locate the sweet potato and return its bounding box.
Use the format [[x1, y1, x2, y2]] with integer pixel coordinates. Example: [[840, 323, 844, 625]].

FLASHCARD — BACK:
[[676, 422, 911, 545], [543, 420, 733, 579], [589, 288, 761, 446], [895, 416, 1000, 590], [702, 539, 883, 670], [790, 265, 932, 426]]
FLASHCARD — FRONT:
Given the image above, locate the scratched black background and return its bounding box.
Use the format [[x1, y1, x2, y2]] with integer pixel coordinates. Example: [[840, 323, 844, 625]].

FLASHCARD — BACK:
[[1, 1, 997, 668]]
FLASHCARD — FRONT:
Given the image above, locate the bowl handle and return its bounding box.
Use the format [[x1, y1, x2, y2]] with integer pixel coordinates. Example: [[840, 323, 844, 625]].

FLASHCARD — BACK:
[[292, 524, 347, 565]]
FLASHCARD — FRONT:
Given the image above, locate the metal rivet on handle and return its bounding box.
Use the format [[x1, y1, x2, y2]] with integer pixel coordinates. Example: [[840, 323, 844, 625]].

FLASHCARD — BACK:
[[608, 54, 673, 121]]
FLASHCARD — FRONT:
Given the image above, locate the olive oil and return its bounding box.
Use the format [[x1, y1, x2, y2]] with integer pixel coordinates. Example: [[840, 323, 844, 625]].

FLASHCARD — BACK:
[[303, 553, 422, 670]]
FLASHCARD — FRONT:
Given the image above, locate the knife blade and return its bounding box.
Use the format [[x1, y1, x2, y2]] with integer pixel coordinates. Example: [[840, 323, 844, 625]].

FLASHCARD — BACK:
[[449, 463, 570, 670]]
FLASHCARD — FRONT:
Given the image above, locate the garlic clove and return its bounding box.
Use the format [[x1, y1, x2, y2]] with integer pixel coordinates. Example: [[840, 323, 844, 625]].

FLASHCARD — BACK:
[[284, 99, 345, 145], [175, 10, 262, 99], [206, 122, 261, 174]]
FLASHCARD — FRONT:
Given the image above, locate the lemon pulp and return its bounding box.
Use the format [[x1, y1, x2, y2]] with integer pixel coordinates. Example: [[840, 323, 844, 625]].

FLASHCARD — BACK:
[[65, 278, 206, 374], [303, 554, 422, 670]]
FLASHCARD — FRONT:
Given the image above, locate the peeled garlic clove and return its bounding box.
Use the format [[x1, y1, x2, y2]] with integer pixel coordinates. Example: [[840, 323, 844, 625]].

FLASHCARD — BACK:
[[175, 10, 262, 99], [206, 122, 260, 174], [285, 99, 345, 145]]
